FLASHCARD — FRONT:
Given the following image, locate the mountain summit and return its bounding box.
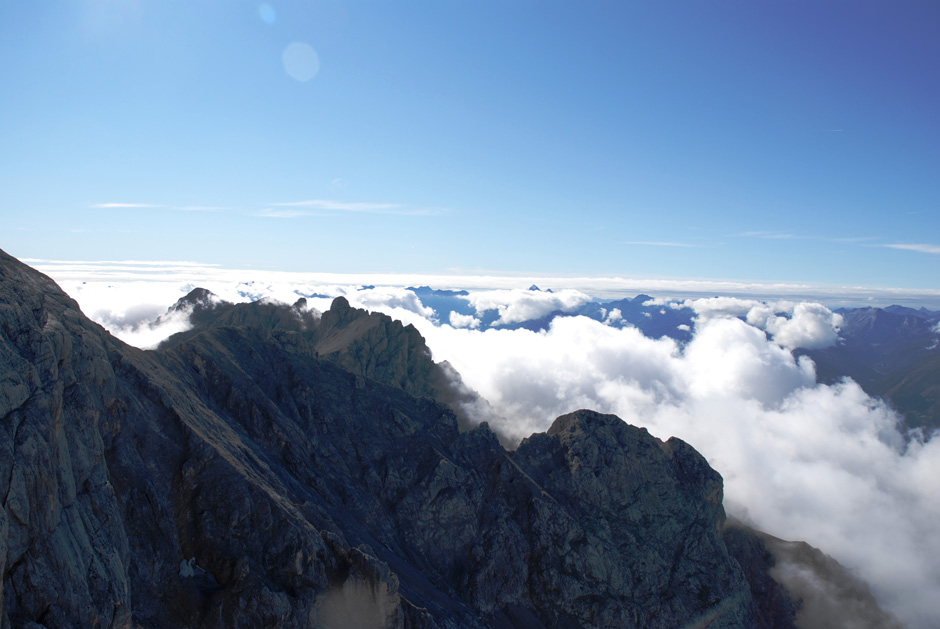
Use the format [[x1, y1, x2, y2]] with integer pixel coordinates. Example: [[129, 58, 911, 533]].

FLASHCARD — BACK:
[[0, 249, 896, 627]]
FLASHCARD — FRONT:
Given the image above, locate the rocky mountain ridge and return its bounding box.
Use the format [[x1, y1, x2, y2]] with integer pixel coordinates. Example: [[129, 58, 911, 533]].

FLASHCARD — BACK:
[[802, 306, 940, 431], [160, 286, 489, 433], [0, 249, 896, 627]]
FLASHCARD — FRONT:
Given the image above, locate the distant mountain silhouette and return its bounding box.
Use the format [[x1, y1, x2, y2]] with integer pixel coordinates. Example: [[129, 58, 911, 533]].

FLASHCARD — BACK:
[[801, 306, 940, 431], [406, 286, 939, 431], [405, 286, 695, 340]]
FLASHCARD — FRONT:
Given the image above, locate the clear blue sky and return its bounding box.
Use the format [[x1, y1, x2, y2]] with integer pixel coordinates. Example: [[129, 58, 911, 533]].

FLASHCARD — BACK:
[[2, 1, 938, 292]]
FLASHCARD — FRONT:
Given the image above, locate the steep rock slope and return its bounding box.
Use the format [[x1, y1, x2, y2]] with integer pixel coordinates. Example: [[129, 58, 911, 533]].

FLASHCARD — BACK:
[[877, 351, 940, 431], [0, 248, 132, 627], [162, 289, 484, 429], [0, 249, 894, 627], [722, 521, 901, 629]]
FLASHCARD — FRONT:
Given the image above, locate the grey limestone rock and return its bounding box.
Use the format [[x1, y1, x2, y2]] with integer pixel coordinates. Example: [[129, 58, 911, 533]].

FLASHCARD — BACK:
[[0, 249, 131, 628]]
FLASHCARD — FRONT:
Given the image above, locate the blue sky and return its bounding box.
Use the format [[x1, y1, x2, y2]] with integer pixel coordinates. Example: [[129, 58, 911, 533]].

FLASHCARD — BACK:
[[2, 1, 938, 296]]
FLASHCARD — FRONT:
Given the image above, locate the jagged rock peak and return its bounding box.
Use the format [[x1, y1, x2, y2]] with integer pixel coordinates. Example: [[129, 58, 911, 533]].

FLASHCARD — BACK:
[[327, 295, 353, 320], [547, 408, 626, 436], [527, 410, 724, 520], [171, 287, 218, 312], [330, 295, 350, 310], [0, 248, 81, 313]]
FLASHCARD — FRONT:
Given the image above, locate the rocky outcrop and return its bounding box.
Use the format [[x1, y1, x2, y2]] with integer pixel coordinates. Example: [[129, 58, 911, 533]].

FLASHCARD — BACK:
[[313, 296, 440, 400], [0, 249, 131, 627], [509, 412, 752, 626], [163, 290, 490, 431], [0, 249, 898, 627]]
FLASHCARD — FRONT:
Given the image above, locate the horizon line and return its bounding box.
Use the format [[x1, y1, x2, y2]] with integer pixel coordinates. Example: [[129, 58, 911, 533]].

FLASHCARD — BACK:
[[22, 257, 940, 309]]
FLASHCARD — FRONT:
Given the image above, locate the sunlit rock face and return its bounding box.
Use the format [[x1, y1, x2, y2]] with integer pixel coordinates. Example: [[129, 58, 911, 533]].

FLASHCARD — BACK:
[[0, 249, 893, 627]]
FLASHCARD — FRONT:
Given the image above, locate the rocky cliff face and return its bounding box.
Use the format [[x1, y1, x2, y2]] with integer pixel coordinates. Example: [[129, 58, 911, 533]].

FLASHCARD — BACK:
[[0, 249, 893, 627], [0, 248, 133, 627], [162, 289, 486, 432]]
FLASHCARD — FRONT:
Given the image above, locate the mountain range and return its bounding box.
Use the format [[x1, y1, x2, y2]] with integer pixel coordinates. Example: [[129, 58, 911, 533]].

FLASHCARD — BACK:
[[401, 285, 939, 433], [0, 250, 902, 627], [801, 306, 940, 432]]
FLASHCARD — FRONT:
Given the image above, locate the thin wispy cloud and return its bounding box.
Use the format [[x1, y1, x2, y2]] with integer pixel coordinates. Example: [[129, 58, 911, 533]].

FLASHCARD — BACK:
[[69, 228, 134, 234], [734, 231, 798, 240], [256, 209, 317, 219], [623, 241, 704, 248], [272, 199, 402, 212], [270, 199, 446, 216], [90, 199, 444, 217], [882, 243, 940, 255], [94, 202, 231, 212], [736, 232, 884, 246], [830, 236, 879, 244], [91, 202, 161, 208], [175, 205, 228, 212]]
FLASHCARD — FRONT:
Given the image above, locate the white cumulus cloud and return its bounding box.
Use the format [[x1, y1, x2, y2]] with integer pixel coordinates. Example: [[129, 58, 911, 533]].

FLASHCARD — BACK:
[[403, 312, 937, 629], [449, 312, 480, 329], [747, 302, 844, 349], [680, 297, 843, 350], [605, 308, 623, 325], [348, 286, 437, 321], [462, 288, 592, 326]]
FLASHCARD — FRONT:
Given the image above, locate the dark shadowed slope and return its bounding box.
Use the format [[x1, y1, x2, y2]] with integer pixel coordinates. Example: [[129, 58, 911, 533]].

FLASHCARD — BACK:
[[161, 288, 491, 433], [0, 249, 896, 627], [802, 306, 940, 432]]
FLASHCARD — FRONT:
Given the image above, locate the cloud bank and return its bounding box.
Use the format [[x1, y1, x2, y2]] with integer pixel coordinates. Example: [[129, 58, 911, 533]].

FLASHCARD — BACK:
[[28, 257, 940, 307], [678, 297, 844, 350], [31, 262, 940, 627], [402, 309, 934, 628], [462, 288, 592, 326]]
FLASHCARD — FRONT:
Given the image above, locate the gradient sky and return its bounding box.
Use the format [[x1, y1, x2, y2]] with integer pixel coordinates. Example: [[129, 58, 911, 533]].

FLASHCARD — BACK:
[[2, 1, 938, 293]]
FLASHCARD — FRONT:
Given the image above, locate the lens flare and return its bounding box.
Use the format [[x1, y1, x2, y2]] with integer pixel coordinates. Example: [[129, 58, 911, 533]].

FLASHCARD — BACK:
[[258, 3, 276, 25], [282, 42, 320, 82]]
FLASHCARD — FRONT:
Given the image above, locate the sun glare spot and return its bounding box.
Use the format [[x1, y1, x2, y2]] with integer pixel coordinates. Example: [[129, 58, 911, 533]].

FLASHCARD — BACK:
[[282, 42, 320, 82], [258, 3, 276, 25]]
